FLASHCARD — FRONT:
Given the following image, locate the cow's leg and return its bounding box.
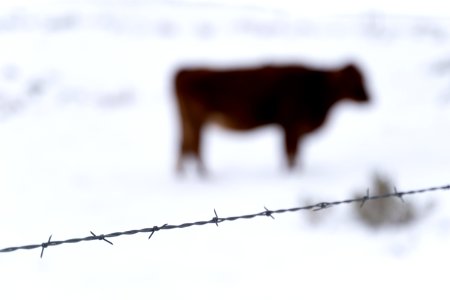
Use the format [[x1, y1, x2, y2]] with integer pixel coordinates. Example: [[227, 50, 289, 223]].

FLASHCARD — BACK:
[[191, 123, 206, 175], [283, 126, 300, 169], [176, 120, 206, 175], [176, 120, 194, 174], [176, 135, 189, 174]]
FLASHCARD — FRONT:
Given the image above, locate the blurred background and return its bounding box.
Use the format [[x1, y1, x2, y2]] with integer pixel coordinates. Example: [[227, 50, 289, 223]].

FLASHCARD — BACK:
[[0, 0, 449, 299]]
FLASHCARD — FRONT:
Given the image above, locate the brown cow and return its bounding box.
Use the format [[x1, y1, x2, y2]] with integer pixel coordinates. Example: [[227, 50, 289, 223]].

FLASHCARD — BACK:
[[174, 63, 369, 174]]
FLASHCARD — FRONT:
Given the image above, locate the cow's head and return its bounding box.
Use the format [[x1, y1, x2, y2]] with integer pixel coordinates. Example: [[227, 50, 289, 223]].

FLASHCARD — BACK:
[[337, 64, 369, 103]]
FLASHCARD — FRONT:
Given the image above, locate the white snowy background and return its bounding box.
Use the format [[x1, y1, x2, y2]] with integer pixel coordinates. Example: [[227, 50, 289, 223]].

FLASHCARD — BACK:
[[1, 0, 449, 299]]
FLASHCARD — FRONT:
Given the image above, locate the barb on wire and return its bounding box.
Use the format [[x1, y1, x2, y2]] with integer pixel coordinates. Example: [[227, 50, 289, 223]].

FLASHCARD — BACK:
[[360, 188, 370, 208], [264, 206, 275, 219], [212, 209, 221, 227], [394, 186, 405, 203], [148, 224, 168, 240], [1, 183, 449, 257], [40, 235, 52, 259], [313, 202, 333, 211], [90, 231, 113, 245]]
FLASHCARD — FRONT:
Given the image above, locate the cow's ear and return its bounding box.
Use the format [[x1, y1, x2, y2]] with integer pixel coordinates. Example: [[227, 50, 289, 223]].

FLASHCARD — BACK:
[[342, 63, 358, 74]]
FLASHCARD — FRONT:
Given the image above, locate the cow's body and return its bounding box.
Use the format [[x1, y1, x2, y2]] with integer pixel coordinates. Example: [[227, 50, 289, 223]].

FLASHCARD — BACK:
[[174, 63, 369, 174]]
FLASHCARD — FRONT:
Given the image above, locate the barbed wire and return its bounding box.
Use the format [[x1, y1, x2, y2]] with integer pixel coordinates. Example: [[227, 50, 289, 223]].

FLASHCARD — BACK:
[[1, 183, 449, 258]]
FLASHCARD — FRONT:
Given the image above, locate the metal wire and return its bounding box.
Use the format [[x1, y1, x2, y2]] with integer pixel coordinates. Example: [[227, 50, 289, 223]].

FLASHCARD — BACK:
[[1, 183, 449, 258]]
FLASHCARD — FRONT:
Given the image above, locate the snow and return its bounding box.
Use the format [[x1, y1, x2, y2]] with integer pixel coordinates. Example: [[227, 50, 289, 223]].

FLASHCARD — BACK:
[[1, 1, 450, 299]]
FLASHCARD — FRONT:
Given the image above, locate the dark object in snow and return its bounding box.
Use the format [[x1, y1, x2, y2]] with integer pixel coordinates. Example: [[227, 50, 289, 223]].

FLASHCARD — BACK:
[[354, 174, 418, 228], [173, 63, 369, 174]]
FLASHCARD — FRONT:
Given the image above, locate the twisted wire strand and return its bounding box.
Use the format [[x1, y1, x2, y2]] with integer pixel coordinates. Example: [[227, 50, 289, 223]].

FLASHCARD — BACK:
[[1, 183, 449, 257]]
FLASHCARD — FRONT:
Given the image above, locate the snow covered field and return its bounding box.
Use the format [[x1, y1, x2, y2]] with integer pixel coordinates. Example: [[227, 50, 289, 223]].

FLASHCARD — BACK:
[[1, 1, 450, 299]]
